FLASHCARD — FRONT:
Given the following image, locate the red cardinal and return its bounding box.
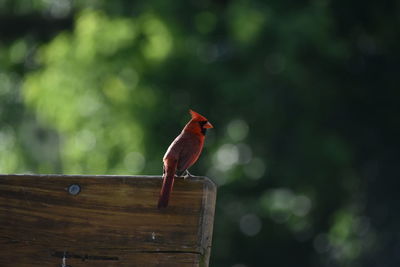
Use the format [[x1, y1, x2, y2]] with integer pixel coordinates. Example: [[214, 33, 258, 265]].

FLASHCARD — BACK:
[[158, 109, 213, 208]]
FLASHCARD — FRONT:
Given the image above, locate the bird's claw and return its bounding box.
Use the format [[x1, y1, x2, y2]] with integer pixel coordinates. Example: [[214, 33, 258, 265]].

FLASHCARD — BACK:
[[183, 170, 194, 179]]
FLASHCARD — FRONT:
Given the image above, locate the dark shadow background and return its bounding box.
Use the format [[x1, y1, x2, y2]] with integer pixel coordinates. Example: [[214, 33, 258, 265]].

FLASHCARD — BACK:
[[0, 0, 399, 266]]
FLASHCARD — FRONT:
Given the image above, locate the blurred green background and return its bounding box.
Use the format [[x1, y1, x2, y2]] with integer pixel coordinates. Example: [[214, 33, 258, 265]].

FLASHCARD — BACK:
[[1, 0, 399, 266]]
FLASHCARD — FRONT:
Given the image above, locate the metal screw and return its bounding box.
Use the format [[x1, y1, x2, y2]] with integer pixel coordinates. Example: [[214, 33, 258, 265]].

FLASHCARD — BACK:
[[68, 184, 81, 195]]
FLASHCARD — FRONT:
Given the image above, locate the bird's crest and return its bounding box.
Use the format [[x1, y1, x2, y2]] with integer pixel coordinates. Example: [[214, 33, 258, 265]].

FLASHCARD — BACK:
[[189, 109, 208, 121]]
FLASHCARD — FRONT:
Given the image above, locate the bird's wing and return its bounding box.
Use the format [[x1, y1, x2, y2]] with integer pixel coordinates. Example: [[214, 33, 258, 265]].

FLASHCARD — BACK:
[[176, 134, 202, 172]]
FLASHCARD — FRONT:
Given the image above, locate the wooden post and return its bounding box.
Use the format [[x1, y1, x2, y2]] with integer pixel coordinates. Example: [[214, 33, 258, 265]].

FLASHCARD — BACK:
[[0, 174, 217, 267]]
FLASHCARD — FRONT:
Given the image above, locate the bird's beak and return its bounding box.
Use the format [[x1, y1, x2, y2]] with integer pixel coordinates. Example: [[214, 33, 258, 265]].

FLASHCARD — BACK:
[[204, 121, 213, 129]]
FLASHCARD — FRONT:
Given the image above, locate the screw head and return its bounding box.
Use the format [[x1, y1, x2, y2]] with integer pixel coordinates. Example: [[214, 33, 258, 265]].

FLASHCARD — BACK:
[[68, 184, 81, 195]]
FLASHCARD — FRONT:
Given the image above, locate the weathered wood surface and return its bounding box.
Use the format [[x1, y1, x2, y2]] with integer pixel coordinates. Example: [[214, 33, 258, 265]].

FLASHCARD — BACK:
[[0, 174, 217, 267]]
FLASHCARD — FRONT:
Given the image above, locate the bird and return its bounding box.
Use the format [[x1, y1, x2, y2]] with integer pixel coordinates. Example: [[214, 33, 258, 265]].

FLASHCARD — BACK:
[[157, 109, 213, 208]]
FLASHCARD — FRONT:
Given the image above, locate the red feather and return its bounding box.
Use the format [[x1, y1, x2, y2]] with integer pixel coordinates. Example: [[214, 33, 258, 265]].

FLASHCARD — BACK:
[[158, 110, 213, 208]]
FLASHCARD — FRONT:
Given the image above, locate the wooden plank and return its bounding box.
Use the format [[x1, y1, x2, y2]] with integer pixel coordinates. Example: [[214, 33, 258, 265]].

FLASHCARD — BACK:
[[0, 175, 217, 267]]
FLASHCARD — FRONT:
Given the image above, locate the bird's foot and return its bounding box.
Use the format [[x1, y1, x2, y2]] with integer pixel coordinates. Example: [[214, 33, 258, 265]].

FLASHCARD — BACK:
[[183, 170, 194, 179]]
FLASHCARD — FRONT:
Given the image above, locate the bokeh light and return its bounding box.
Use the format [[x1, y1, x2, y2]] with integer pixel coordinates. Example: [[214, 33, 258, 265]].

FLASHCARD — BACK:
[[239, 214, 262, 237]]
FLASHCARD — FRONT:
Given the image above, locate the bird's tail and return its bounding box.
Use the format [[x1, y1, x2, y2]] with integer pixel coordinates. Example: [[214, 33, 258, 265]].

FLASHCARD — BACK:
[[158, 159, 177, 208]]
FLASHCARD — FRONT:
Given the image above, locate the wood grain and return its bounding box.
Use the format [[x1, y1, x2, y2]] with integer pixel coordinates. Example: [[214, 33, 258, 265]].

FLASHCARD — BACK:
[[0, 175, 217, 267]]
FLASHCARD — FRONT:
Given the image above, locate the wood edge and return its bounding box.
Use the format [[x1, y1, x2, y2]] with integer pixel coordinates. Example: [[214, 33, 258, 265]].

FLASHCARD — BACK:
[[0, 174, 163, 179], [198, 177, 217, 267], [0, 174, 214, 184]]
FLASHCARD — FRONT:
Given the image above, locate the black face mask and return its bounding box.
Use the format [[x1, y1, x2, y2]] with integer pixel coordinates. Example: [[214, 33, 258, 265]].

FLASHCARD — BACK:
[[199, 121, 209, 135]]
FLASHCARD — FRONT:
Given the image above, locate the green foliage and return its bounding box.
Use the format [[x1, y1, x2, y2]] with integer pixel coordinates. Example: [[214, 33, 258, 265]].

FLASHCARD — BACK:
[[23, 10, 165, 174], [1, 0, 399, 266]]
